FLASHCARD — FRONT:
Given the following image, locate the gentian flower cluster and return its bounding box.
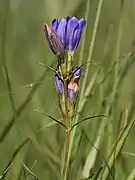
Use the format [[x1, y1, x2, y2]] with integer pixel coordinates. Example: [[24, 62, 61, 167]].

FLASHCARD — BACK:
[[44, 16, 86, 54], [44, 16, 86, 117]]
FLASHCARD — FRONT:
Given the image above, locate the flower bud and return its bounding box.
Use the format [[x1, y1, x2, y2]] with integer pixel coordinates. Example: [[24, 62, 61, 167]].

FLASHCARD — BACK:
[[44, 24, 65, 57]]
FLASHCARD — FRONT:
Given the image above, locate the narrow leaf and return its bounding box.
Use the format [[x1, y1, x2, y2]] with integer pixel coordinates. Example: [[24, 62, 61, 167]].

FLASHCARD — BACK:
[[34, 109, 66, 128], [70, 115, 107, 131], [22, 163, 40, 180]]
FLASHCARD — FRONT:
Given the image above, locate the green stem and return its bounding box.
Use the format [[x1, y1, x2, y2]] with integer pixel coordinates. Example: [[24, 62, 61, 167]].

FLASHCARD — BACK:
[[63, 126, 70, 180], [62, 80, 71, 180]]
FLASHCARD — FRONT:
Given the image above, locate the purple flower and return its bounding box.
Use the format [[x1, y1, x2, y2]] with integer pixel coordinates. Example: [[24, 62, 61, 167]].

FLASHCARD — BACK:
[[68, 88, 78, 101], [72, 67, 81, 78], [55, 74, 64, 93], [44, 16, 86, 54], [44, 24, 65, 56], [55, 67, 81, 101]]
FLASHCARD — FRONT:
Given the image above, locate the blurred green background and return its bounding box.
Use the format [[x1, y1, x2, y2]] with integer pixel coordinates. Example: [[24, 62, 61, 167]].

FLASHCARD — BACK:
[[0, 0, 135, 179]]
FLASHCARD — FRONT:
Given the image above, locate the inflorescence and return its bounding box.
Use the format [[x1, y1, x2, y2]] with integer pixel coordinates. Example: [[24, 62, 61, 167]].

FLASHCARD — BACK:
[[44, 16, 86, 118]]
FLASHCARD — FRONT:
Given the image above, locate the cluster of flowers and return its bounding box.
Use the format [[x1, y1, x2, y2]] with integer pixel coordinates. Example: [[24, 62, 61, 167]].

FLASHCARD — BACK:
[[44, 16, 86, 117]]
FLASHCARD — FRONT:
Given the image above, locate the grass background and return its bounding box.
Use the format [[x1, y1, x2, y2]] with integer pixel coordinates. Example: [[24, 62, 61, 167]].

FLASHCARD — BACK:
[[0, 0, 135, 179]]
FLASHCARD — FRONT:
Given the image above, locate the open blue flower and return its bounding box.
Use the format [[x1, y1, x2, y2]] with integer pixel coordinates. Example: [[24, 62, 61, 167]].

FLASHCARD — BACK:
[[44, 16, 86, 54]]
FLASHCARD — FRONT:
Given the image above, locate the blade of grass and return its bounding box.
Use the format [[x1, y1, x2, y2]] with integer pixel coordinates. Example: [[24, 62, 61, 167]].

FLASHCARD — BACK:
[[36, 122, 56, 132], [0, 69, 50, 145], [37, 61, 57, 74], [47, 158, 60, 180], [77, 69, 100, 114], [1, 0, 16, 114], [24, 160, 38, 179], [81, 127, 114, 180], [0, 1, 54, 143], [22, 163, 40, 180], [34, 109, 65, 128], [0, 119, 60, 180], [70, 115, 107, 131], [29, 128, 61, 165], [122, 151, 135, 158], [0, 138, 29, 179], [67, 0, 104, 176], [78, 0, 90, 66], [127, 167, 135, 180], [79, 0, 104, 102], [97, 117, 135, 180], [82, 2, 123, 176], [3, 55, 16, 113]]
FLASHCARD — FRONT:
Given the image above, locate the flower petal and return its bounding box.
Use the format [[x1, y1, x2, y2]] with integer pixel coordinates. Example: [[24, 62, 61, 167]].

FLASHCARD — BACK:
[[66, 16, 70, 22], [52, 18, 59, 31], [71, 24, 79, 50], [55, 74, 64, 93], [72, 18, 86, 49], [72, 67, 81, 77], [66, 16, 78, 50], [68, 86, 79, 101], [56, 18, 67, 46], [44, 24, 64, 55], [78, 18, 86, 29]]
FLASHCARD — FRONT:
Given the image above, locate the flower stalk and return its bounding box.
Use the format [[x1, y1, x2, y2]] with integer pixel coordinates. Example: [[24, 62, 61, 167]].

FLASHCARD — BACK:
[[44, 16, 86, 180], [62, 80, 71, 180]]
